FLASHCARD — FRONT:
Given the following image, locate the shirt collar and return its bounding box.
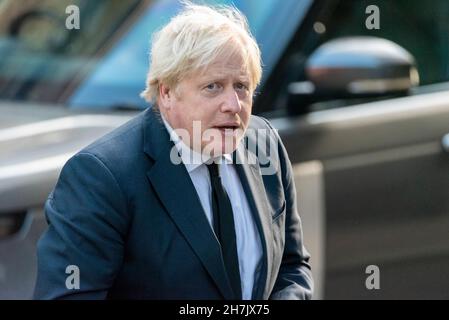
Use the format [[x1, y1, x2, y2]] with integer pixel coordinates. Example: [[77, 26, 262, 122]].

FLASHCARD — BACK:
[[161, 114, 232, 173]]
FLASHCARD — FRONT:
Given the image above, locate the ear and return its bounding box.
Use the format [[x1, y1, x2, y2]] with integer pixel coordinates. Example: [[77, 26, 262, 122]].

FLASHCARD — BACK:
[[158, 83, 173, 110]]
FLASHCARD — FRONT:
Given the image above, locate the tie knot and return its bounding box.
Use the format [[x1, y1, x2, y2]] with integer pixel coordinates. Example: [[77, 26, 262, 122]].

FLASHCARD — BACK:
[[206, 163, 220, 178]]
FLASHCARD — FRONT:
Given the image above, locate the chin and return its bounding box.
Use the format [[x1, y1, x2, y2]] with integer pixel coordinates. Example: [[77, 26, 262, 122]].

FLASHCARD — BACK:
[[201, 139, 237, 158], [222, 136, 240, 154], [201, 129, 245, 157]]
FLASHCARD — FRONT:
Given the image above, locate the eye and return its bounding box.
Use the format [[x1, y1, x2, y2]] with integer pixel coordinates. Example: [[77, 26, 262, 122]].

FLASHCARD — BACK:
[[204, 83, 221, 92], [235, 82, 249, 91]]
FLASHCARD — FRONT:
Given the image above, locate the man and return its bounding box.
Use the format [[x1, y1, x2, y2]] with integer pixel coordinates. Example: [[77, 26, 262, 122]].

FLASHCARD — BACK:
[[34, 3, 313, 300]]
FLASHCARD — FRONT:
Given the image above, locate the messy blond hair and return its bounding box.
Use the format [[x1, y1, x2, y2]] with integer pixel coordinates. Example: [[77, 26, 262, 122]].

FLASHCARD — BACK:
[[140, 1, 262, 105]]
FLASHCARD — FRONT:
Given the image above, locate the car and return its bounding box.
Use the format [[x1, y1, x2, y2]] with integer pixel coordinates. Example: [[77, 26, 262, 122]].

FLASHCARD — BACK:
[[1, 0, 449, 299]]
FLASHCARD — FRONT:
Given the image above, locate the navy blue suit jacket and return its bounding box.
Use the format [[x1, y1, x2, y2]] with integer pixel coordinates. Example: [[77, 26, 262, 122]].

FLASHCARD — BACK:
[[34, 108, 313, 299]]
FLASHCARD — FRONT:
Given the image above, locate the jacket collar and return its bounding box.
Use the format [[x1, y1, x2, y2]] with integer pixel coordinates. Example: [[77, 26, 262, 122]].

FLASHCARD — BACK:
[[233, 139, 274, 300]]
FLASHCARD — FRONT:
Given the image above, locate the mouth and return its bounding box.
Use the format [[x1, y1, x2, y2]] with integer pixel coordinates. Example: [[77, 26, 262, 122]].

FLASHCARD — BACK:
[[213, 123, 240, 130], [213, 124, 240, 135]]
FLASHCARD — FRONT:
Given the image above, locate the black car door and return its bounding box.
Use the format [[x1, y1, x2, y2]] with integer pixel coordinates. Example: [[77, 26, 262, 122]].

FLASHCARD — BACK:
[[257, 0, 449, 299]]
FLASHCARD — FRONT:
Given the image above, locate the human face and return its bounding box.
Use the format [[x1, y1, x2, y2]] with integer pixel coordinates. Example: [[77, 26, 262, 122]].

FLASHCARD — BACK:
[[159, 52, 253, 157]]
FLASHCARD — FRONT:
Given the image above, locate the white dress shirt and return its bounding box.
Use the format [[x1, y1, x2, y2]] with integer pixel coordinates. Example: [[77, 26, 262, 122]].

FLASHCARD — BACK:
[[161, 116, 263, 300]]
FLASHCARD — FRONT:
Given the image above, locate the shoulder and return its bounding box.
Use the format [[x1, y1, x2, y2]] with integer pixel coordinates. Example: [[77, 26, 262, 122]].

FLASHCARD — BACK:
[[81, 110, 146, 161], [60, 109, 151, 187], [245, 115, 282, 151], [247, 114, 275, 130], [243, 115, 287, 177], [246, 115, 280, 148]]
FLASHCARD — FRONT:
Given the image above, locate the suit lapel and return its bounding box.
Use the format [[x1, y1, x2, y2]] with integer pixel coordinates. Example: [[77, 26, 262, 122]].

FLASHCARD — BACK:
[[234, 143, 274, 300], [142, 109, 234, 299]]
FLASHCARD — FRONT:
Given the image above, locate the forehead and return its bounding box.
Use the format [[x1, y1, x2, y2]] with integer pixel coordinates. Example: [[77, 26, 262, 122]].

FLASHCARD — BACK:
[[196, 51, 250, 81]]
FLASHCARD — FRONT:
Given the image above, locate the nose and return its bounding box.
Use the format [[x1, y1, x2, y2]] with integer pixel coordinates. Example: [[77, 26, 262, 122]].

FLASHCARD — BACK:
[[220, 88, 242, 114]]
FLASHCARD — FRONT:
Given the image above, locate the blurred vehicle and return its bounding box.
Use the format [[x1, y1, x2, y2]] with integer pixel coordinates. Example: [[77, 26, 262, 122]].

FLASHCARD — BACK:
[[1, 0, 449, 299]]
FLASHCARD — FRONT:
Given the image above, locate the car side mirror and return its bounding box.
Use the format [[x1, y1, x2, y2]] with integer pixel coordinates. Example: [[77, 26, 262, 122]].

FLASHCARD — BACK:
[[288, 36, 420, 112]]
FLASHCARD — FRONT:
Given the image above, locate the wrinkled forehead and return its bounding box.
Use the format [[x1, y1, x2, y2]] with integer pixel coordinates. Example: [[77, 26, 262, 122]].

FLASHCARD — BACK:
[[196, 46, 251, 81], [204, 57, 248, 78]]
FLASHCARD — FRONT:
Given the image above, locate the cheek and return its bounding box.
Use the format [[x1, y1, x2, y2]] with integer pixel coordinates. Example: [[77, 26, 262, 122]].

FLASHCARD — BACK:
[[171, 110, 187, 128], [196, 107, 216, 128], [240, 102, 252, 123]]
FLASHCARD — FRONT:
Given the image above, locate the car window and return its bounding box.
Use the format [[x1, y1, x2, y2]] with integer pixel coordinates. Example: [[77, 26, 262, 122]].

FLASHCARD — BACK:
[[321, 0, 449, 86], [263, 0, 449, 115], [0, 0, 141, 104], [0, 0, 310, 110], [69, 0, 310, 110]]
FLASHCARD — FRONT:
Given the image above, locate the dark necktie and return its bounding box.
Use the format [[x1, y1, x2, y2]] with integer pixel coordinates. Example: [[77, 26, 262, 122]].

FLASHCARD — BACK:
[[207, 163, 242, 299]]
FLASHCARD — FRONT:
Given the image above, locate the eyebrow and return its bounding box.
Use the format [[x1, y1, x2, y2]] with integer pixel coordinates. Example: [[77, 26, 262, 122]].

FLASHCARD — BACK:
[[199, 75, 250, 84]]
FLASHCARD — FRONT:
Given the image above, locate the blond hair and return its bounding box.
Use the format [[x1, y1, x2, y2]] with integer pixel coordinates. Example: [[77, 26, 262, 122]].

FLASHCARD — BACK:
[[140, 1, 262, 105]]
